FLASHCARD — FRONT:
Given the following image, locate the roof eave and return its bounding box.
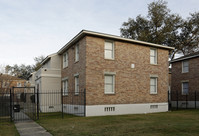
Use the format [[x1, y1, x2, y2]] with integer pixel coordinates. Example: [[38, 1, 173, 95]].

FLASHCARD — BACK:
[[170, 54, 199, 63], [41, 57, 50, 65], [40, 53, 57, 65], [58, 30, 85, 54], [58, 30, 174, 54], [83, 30, 175, 50]]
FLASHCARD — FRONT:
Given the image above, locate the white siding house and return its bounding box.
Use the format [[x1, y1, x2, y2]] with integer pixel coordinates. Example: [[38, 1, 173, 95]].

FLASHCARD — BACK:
[[35, 53, 61, 112]]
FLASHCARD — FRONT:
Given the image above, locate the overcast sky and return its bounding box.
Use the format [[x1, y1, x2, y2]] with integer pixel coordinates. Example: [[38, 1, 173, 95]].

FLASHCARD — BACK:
[[0, 0, 198, 66]]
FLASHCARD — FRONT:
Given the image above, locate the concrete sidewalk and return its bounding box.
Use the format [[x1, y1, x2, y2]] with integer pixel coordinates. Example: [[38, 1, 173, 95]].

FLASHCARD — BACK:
[[15, 120, 52, 136]]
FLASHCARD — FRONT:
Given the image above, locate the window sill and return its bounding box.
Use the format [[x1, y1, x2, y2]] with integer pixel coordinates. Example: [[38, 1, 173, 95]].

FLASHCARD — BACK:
[[74, 93, 79, 96], [150, 92, 158, 95], [74, 60, 79, 64], [63, 94, 68, 96], [182, 72, 189, 74], [63, 66, 68, 69], [150, 63, 158, 66], [104, 92, 115, 95], [104, 58, 115, 61]]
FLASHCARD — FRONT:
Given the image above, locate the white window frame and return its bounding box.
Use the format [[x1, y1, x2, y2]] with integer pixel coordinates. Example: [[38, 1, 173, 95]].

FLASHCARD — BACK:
[[74, 75, 79, 95], [104, 41, 114, 60], [150, 48, 157, 64], [63, 52, 68, 68], [182, 82, 189, 95], [182, 60, 189, 73], [17, 82, 21, 87], [75, 44, 79, 62], [150, 77, 158, 94], [62, 80, 68, 96], [104, 73, 115, 94]]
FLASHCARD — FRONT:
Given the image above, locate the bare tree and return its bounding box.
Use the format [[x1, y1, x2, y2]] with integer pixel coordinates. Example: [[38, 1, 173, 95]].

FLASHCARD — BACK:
[[0, 64, 6, 74]]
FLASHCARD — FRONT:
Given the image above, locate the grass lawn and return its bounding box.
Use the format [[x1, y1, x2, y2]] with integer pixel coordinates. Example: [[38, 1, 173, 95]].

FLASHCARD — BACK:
[[0, 121, 19, 136], [37, 110, 199, 136]]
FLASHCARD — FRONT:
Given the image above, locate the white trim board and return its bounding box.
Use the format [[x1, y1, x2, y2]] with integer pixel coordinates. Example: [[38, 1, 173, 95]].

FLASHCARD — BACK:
[[63, 104, 84, 116], [86, 103, 168, 117], [40, 74, 61, 78]]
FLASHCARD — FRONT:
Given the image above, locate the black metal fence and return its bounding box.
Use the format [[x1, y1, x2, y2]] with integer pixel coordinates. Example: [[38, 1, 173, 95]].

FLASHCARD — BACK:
[[62, 90, 86, 117], [2, 87, 199, 124], [36, 90, 62, 120], [37, 89, 86, 119], [0, 88, 86, 124], [169, 91, 199, 110], [11, 87, 36, 122], [0, 89, 11, 123]]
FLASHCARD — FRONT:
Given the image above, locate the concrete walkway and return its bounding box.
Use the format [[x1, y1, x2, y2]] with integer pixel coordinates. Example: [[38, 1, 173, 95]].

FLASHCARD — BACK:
[[14, 111, 30, 121], [15, 121, 52, 136]]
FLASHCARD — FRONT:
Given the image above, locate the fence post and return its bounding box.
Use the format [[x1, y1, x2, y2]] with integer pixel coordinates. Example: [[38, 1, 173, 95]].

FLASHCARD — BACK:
[[33, 87, 36, 120], [37, 88, 39, 120], [186, 94, 188, 109], [195, 91, 197, 109], [84, 89, 86, 117], [61, 89, 63, 119], [176, 91, 178, 110], [168, 91, 170, 111], [10, 88, 12, 122], [12, 87, 15, 121]]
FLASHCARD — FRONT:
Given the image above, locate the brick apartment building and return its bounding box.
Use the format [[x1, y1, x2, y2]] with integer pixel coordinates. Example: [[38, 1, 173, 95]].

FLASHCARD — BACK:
[[0, 74, 27, 92], [0, 74, 27, 104], [58, 30, 174, 116], [170, 52, 199, 108]]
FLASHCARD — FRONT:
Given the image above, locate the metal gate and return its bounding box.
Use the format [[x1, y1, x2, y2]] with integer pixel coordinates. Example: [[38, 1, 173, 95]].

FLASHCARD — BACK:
[[11, 87, 36, 122]]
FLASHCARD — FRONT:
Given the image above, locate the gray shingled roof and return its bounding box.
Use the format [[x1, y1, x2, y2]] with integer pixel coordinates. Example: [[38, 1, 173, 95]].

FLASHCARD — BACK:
[[170, 51, 199, 63]]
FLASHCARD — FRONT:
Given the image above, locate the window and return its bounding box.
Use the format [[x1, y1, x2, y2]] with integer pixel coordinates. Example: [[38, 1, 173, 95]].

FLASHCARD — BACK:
[[3, 82, 9, 88], [105, 41, 114, 59], [17, 82, 21, 87], [63, 80, 68, 95], [150, 49, 157, 64], [75, 44, 79, 62], [182, 82, 189, 95], [150, 77, 157, 94], [63, 52, 68, 68], [104, 75, 115, 94], [182, 60, 189, 73], [75, 76, 79, 95]]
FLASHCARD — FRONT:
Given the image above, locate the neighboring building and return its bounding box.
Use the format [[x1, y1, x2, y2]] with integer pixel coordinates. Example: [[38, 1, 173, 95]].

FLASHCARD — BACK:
[[35, 53, 61, 112], [58, 30, 174, 116], [0, 74, 27, 105], [28, 72, 36, 87], [168, 68, 171, 91], [170, 52, 199, 108], [0, 74, 27, 92]]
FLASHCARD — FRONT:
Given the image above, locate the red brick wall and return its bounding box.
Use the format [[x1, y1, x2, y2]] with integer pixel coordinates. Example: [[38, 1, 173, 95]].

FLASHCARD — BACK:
[[61, 37, 86, 104], [171, 57, 199, 94], [85, 36, 169, 105]]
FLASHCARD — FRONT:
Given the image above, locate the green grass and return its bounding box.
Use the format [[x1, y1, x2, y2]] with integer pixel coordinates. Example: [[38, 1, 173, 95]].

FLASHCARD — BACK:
[[0, 121, 19, 136], [37, 110, 199, 136]]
